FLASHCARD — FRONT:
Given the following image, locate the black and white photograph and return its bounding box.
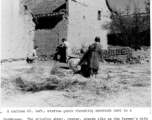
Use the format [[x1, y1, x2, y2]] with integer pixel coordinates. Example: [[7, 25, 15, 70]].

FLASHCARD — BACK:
[[1, 0, 151, 108]]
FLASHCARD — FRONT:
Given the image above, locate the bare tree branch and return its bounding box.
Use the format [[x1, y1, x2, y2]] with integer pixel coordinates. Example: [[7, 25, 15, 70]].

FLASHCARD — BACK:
[[102, 0, 150, 50]]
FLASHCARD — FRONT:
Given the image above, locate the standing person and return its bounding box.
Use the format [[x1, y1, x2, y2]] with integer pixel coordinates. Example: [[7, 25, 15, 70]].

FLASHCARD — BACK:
[[26, 46, 39, 63], [61, 38, 71, 62], [78, 37, 102, 78], [88, 37, 102, 77], [62, 38, 70, 55]]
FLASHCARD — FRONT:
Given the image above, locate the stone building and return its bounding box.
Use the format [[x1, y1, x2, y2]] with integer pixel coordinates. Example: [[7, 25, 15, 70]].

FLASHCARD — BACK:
[[1, 0, 111, 60]]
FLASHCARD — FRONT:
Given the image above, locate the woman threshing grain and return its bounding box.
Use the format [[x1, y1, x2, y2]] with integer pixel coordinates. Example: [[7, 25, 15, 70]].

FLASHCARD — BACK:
[[54, 38, 71, 63]]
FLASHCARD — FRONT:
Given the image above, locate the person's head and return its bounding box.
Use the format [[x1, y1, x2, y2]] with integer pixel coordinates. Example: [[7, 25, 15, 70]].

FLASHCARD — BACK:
[[34, 46, 39, 50], [95, 36, 100, 42], [62, 38, 66, 42]]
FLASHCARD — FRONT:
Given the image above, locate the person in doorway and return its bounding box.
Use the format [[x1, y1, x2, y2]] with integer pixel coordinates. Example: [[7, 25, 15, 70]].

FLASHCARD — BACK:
[[26, 46, 39, 64], [78, 37, 102, 78]]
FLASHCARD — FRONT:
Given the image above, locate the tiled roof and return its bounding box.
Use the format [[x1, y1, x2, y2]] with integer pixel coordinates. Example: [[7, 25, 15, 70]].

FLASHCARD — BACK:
[[24, 0, 66, 15]]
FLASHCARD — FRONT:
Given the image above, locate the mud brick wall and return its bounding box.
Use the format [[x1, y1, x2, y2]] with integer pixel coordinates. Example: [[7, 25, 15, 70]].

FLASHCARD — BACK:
[[34, 19, 68, 56], [67, 0, 110, 50], [101, 47, 133, 60]]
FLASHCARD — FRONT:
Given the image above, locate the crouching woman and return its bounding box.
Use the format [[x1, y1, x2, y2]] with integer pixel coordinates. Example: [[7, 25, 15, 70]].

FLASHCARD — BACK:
[[26, 46, 39, 63]]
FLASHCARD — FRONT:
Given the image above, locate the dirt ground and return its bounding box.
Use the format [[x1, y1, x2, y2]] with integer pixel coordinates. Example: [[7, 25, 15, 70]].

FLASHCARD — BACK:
[[1, 56, 151, 107]]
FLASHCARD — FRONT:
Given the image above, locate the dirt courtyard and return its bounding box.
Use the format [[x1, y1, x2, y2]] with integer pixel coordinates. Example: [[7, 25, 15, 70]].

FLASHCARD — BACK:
[[1, 59, 151, 107]]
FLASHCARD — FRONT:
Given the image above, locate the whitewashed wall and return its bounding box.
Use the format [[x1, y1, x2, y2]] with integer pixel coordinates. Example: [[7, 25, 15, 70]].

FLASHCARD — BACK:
[[1, 0, 35, 60], [67, 0, 110, 49]]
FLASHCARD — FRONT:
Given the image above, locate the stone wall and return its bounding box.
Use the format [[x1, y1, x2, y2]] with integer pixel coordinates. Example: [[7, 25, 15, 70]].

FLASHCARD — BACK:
[[1, 0, 35, 60], [67, 0, 110, 50]]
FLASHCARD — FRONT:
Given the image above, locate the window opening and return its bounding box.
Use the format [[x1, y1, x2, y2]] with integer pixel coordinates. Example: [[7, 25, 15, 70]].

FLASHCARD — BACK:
[[98, 11, 101, 20]]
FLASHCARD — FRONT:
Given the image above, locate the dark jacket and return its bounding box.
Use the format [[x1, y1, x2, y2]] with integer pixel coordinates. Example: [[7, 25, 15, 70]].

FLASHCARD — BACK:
[[88, 42, 102, 70]]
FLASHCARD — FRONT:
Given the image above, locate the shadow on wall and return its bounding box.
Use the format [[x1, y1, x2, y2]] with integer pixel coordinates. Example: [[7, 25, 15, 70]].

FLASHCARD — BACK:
[[34, 15, 63, 30]]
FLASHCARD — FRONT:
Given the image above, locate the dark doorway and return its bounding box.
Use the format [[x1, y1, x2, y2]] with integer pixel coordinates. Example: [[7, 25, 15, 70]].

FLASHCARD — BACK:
[[34, 15, 63, 30]]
